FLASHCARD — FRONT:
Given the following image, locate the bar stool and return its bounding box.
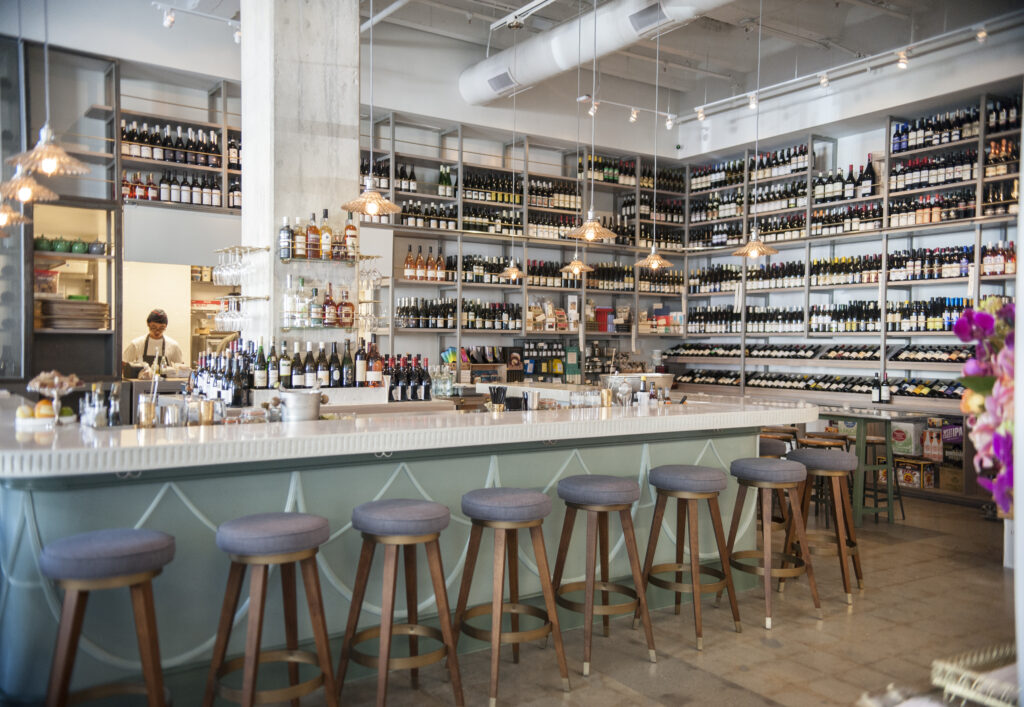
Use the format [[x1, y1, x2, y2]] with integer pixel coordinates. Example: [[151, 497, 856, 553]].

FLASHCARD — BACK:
[[860, 435, 906, 521], [762, 425, 799, 440], [337, 499, 463, 706], [636, 465, 741, 650], [204, 513, 337, 707], [41, 528, 175, 707], [551, 475, 655, 676], [785, 449, 864, 605], [759, 437, 792, 530], [452, 488, 570, 705], [801, 433, 850, 451], [724, 458, 821, 630]]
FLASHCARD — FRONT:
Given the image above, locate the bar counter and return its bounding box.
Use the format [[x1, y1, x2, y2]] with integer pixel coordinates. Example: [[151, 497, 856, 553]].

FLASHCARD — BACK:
[[0, 397, 817, 699]]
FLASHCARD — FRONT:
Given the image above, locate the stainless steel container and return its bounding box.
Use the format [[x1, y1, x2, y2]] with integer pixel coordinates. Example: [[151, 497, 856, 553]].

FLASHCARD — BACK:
[[276, 389, 328, 422]]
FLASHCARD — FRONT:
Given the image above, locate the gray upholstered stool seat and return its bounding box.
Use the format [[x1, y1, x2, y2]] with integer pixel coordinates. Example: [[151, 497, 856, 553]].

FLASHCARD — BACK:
[[557, 474, 640, 506], [40, 528, 175, 580], [216, 512, 329, 556], [786, 448, 858, 472], [649, 465, 727, 494], [461, 487, 552, 522], [352, 499, 450, 536], [759, 437, 789, 458], [730, 457, 806, 484]]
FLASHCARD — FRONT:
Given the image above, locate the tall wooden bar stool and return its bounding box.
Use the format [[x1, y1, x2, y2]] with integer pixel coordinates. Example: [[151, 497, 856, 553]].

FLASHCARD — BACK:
[[860, 435, 906, 522], [452, 488, 570, 705], [762, 425, 799, 439], [635, 465, 741, 650], [337, 499, 464, 706], [760, 437, 792, 532], [203, 513, 337, 707], [797, 436, 849, 525], [724, 458, 821, 630], [41, 528, 175, 707], [785, 449, 864, 604], [551, 475, 656, 677]]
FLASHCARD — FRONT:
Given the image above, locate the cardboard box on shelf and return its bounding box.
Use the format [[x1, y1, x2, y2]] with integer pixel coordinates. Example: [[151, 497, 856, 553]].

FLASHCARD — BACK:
[[894, 457, 939, 489], [939, 465, 965, 493], [923, 428, 944, 462], [891, 421, 926, 456]]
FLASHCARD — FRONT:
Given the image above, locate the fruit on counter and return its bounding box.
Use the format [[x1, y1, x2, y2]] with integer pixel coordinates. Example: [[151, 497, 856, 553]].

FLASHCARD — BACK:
[[16, 405, 34, 419], [59, 406, 75, 418], [34, 400, 54, 419]]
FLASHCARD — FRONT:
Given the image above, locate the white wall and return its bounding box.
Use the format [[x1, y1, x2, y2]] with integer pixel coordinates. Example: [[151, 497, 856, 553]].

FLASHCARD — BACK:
[[122, 204, 241, 266], [121, 261, 192, 362]]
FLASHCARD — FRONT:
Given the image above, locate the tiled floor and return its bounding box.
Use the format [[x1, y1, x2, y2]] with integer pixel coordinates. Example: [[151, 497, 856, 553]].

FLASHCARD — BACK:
[[331, 497, 1013, 706]]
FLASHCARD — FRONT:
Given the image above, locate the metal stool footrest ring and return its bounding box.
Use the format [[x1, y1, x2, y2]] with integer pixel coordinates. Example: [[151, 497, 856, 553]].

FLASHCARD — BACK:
[[460, 602, 553, 644], [216, 649, 324, 705], [799, 533, 862, 558], [350, 623, 448, 671], [648, 562, 728, 594], [70, 681, 174, 706], [729, 550, 806, 579], [555, 580, 638, 615]]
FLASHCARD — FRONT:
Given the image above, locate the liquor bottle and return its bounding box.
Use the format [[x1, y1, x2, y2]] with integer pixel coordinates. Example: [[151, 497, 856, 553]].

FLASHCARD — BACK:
[[316, 342, 330, 387], [303, 342, 316, 388], [344, 212, 359, 258], [355, 338, 367, 387], [306, 212, 321, 260], [420, 357, 432, 400], [341, 341, 355, 387], [386, 357, 397, 401], [208, 131, 221, 168], [337, 289, 355, 328], [139, 122, 152, 159], [152, 126, 164, 161], [268, 338, 279, 389], [329, 342, 342, 387], [230, 354, 247, 407], [319, 209, 333, 260], [196, 130, 208, 166], [278, 217, 293, 260], [871, 372, 881, 403], [403, 245, 415, 280], [169, 172, 181, 202], [308, 287, 324, 328], [366, 334, 384, 388], [323, 284, 338, 327], [279, 339, 292, 388], [415, 246, 426, 280], [396, 356, 409, 401], [880, 374, 892, 403], [254, 336, 268, 389], [228, 134, 240, 170], [119, 119, 129, 155]]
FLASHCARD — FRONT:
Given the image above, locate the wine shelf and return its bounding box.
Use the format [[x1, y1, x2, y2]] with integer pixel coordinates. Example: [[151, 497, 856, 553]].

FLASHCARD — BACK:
[[121, 156, 223, 174], [811, 193, 883, 207], [890, 138, 979, 159], [888, 181, 977, 198]]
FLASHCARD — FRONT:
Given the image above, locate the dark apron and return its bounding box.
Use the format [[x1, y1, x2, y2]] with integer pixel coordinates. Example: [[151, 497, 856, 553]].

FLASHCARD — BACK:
[[142, 336, 165, 366]]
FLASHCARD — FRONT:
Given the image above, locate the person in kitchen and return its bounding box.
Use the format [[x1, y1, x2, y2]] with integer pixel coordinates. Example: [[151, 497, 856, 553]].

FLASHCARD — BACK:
[[123, 309, 184, 366]]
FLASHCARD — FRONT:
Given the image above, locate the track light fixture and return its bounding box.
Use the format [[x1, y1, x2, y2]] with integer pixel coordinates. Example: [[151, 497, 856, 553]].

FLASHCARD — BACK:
[[629, 108, 638, 123], [896, 50, 908, 69], [976, 27, 988, 42], [696, 106, 706, 121], [748, 93, 758, 109], [665, 114, 674, 130], [233, 27, 241, 44], [588, 101, 598, 117], [819, 73, 829, 88], [162, 8, 175, 28], [152, 3, 240, 43]]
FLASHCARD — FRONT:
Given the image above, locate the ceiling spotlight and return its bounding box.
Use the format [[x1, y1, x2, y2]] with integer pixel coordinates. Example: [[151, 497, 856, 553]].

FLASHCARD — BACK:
[[665, 115, 674, 130], [696, 106, 706, 121], [233, 27, 241, 44], [748, 93, 758, 110], [588, 101, 598, 117], [819, 73, 829, 88], [629, 108, 638, 123], [162, 8, 175, 28], [976, 27, 988, 43], [576, 94, 591, 103], [896, 50, 908, 69]]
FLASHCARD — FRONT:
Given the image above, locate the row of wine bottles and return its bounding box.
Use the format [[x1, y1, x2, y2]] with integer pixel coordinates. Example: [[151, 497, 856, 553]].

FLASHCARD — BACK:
[[278, 210, 359, 261], [665, 342, 973, 363], [394, 297, 523, 331], [984, 138, 1019, 175], [812, 160, 877, 202], [888, 191, 976, 228], [120, 119, 240, 170], [121, 170, 233, 209], [678, 368, 966, 400], [578, 155, 686, 192], [685, 305, 804, 334], [891, 108, 982, 153], [280, 277, 356, 330], [618, 194, 686, 223]]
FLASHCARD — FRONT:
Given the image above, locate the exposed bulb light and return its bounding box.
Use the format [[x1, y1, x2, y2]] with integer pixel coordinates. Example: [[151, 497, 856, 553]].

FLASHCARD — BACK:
[[588, 101, 598, 117], [499, 258, 523, 281], [0, 203, 30, 229], [696, 106, 706, 121], [342, 176, 401, 217], [665, 115, 674, 130], [636, 246, 673, 270], [1, 165, 58, 204], [819, 73, 829, 88], [748, 93, 758, 110], [234, 28, 241, 43], [7, 123, 89, 176], [976, 27, 988, 43], [567, 209, 616, 241], [162, 8, 175, 28], [896, 50, 908, 69], [560, 258, 594, 275], [629, 108, 638, 123]]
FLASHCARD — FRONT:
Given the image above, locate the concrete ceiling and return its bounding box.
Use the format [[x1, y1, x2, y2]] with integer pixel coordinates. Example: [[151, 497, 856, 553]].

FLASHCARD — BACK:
[[359, 0, 1022, 113]]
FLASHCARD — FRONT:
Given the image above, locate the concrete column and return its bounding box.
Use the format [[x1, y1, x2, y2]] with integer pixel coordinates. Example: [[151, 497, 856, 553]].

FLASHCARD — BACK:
[[239, 0, 360, 342]]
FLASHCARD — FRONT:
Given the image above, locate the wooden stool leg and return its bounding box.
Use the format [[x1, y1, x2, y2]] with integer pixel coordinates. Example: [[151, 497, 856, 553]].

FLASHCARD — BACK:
[[597, 511, 610, 637], [452, 524, 483, 652], [674, 498, 687, 616], [620, 509, 656, 663], [707, 496, 741, 632], [129, 581, 166, 707], [241, 564, 269, 707], [489, 528, 507, 707], [337, 539, 376, 701], [299, 556, 338, 707], [203, 562, 245, 707], [402, 544, 420, 689], [634, 493, 667, 628], [376, 544, 400, 707], [716, 484, 748, 606], [774, 488, 789, 527], [686, 499, 704, 650], [506, 529, 520, 664], [551, 506, 577, 591], [840, 475, 865, 588], [779, 480, 811, 594], [529, 525, 570, 692], [280, 562, 300, 707], [830, 477, 854, 604], [581, 510, 597, 677], [46, 588, 89, 707], [424, 539, 465, 706], [761, 489, 773, 630], [787, 487, 822, 617]]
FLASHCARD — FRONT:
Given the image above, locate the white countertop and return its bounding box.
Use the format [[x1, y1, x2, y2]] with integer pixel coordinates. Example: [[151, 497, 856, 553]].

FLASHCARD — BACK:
[[0, 397, 818, 479]]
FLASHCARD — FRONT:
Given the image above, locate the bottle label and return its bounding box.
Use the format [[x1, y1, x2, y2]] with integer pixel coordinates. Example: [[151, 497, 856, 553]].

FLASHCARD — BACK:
[[367, 371, 383, 383], [304, 372, 315, 388], [318, 370, 330, 386], [332, 368, 340, 382], [269, 369, 279, 387], [356, 361, 367, 382], [254, 370, 268, 388]]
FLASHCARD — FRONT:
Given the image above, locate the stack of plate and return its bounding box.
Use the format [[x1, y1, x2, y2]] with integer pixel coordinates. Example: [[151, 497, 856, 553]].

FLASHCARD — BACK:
[[40, 300, 109, 330]]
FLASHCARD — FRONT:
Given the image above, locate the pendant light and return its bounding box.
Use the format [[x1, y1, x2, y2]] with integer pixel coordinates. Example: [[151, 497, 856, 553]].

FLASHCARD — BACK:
[[732, 0, 778, 260], [342, 0, 400, 217], [635, 17, 673, 271], [499, 23, 524, 282], [0, 202, 31, 229], [0, 165, 58, 204], [6, 0, 87, 178], [562, 6, 593, 277], [568, 0, 615, 243]]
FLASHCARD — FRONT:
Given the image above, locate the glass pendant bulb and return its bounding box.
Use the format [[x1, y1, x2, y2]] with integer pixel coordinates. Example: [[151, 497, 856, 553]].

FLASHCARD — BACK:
[[499, 258, 523, 280], [0, 165, 58, 204], [342, 175, 401, 216], [732, 232, 779, 258], [0, 202, 31, 229], [636, 245, 673, 270], [8, 123, 89, 176], [567, 209, 616, 241], [560, 258, 594, 275]]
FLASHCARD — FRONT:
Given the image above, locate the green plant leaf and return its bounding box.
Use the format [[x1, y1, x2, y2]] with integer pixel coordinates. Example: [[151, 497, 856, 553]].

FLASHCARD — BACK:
[[958, 375, 996, 396]]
